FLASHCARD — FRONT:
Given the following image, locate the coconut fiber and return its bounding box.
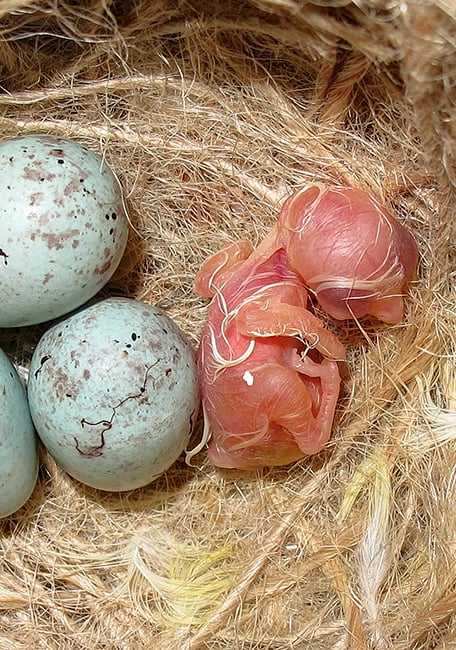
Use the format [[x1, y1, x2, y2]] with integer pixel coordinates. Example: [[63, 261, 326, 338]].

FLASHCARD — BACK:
[[0, 1, 455, 649]]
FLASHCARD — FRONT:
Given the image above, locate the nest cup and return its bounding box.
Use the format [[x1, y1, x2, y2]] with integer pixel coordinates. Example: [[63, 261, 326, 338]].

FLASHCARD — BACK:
[[0, 2, 455, 649]]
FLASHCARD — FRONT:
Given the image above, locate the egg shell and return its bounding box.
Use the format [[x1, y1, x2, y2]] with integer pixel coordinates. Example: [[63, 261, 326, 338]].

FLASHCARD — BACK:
[[27, 297, 199, 492], [0, 347, 39, 517], [0, 134, 129, 327]]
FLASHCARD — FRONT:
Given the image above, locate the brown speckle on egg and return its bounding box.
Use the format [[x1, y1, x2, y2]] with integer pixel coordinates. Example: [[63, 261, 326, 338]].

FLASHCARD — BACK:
[[27, 297, 199, 492], [0, 134, 129, 327]]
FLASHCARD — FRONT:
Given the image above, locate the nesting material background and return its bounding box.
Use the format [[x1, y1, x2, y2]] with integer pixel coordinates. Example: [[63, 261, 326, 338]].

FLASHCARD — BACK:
[[0, 2, 455, 649]]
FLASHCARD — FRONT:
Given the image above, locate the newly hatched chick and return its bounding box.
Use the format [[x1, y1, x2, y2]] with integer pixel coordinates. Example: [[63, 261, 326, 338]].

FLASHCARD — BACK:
[[277, 185, 419, 324], [194, 231, 345, 470], [193, 184, 419, 470]]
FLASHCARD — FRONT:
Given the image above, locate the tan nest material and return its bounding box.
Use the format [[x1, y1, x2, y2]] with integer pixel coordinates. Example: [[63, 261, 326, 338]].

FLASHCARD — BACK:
[[0, 1, 455, 649]]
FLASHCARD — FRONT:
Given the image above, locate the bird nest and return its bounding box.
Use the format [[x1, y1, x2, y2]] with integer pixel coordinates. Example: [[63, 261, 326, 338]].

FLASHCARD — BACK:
[[0, 2, 455, 649]]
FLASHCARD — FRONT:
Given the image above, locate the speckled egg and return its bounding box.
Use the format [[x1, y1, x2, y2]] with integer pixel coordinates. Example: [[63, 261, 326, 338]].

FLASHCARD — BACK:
[[27, 297, 199, 492], [0, 347, 39, 517], [0, 134, 129, 327]]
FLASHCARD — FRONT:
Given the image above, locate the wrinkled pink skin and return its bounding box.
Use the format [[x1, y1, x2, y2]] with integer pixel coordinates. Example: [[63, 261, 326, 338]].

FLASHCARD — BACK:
[[196, 185, 418, 469], [195, 231, 345, 469], [277, 185, 419, 323]]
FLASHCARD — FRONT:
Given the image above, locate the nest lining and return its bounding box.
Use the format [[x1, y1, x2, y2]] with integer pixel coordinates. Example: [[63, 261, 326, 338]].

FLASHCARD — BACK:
[[0, 2, 455, 649]]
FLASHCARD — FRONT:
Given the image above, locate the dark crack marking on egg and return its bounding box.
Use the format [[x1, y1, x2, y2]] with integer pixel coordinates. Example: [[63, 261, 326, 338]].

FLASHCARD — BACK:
[[76, 420, 110, 457], [34, 354, 52, 379], [0, 248, 8, 265], [74, 361, 158, 458]]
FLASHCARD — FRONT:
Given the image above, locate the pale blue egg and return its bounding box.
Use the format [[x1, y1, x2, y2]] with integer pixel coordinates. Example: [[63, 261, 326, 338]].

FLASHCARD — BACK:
[[0, 135, 129, 327], [27, 298, 199, 492], [0, 347, 38, 517]]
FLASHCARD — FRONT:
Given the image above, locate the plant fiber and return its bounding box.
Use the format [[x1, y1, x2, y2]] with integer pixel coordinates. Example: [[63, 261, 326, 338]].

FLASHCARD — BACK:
[[0, 2, 455, 649]]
